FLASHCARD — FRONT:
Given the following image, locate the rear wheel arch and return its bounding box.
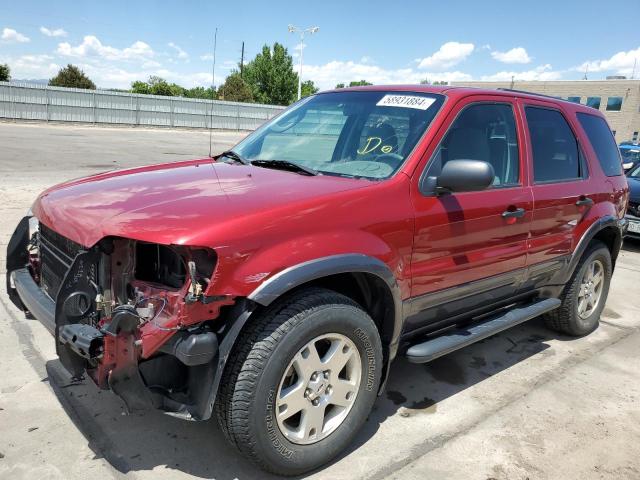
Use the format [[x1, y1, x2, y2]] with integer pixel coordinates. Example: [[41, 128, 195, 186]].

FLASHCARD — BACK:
[[592, 225, 622, 266], [569, 216, 623, 280]]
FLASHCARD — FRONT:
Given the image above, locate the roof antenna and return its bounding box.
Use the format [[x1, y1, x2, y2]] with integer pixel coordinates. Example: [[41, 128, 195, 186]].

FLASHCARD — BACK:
[[208, 27, 218, 158]]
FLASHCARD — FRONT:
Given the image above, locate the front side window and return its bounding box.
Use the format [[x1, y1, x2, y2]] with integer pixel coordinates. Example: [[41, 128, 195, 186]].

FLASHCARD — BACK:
[[586, 97, 601, 109], [525, 107, 584, 183], [426, 103, 520, 187], [233, 91, 444, 180], [577, 113, 622, 176], [567, 96, 581, 103], [606, 97, 623, 111]]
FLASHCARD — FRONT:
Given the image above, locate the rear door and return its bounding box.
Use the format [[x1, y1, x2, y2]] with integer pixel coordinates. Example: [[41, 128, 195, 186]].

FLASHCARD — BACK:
[[522, 101, 598, 269], [407, 95, 533, 334]]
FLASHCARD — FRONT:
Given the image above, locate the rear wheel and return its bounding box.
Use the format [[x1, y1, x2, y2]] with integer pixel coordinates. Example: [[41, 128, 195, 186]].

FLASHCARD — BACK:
[[215, 288, 382, 475], [545, 241, 612, 336]]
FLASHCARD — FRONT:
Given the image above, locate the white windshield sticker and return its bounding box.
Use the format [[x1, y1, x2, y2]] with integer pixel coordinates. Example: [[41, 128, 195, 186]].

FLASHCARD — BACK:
[[376, 94, 435, 110]]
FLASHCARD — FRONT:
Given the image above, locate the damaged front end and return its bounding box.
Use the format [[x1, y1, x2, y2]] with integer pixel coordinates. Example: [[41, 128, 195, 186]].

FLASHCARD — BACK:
[[6, 216, 235, 420]]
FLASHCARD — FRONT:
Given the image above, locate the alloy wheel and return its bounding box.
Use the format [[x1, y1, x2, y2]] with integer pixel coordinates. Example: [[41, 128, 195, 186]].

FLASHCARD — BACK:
[[275, 333, 362, 445]]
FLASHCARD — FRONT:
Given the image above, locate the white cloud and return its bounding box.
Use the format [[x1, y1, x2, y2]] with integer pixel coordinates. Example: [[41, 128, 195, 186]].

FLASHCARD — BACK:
[[1, 28, 30, 43], [168, 42, 189, 60], [491, 47, 532, 64], [69, 62, 215, 89], [417, 42, 475, 70], [577, 46, 640, 75], [480, 64, 562, 81], [57, 35, 154, 62], [0, 54, 59, 78], [200, 53, 214, 61], [302, 60, 471, 90], [40, 27, 68, 38]]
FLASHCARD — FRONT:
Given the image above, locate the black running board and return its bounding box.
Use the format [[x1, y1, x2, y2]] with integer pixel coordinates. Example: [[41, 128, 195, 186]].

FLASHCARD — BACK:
[[405, 298, 561, 364]]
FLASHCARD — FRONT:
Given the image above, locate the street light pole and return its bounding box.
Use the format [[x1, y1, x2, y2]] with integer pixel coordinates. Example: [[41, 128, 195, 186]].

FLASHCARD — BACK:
[[288, 25, 319, 100]]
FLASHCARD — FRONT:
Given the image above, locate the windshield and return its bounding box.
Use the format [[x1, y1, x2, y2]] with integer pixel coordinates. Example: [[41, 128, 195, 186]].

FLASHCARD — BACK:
[[629, 164, 640, 178], [233, 90, 445, 180], [620, 148, 640, 162]]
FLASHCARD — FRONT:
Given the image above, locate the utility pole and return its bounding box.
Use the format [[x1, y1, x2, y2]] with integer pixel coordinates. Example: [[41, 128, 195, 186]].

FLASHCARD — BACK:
[[240, 41, 245, 78], [288, 25, 319, 100], [208, 27, 218, 158], [510, 75, 515, 90]]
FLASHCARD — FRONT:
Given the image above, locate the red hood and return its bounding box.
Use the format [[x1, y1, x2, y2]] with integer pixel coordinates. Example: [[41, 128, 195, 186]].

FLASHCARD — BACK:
[[33, 159, 368, 247]]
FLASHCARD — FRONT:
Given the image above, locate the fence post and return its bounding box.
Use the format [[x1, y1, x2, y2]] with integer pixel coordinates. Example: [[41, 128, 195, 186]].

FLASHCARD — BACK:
[[9, 83, 15, 121], [44, 86, 49, 122], [237, 104, 241, 131], [92, 91, 96, 124], [135, 95, 140, 126], [170, 97, 174, 128]]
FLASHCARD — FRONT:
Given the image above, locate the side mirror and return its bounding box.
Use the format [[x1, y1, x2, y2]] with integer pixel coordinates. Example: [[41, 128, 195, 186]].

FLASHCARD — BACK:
[[434, 159, 495, 194]]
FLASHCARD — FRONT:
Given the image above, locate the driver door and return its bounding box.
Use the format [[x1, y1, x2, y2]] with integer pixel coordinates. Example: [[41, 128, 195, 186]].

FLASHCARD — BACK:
[[406, 96, 533, 334]]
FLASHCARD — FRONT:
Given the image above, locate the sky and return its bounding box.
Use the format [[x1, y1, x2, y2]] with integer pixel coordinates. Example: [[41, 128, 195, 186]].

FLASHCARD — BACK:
[[1, 0, 639, 91]]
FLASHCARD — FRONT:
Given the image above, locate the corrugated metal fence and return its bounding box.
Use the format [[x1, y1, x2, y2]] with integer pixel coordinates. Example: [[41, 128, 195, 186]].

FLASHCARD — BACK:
[[0, 81, 284, 130]]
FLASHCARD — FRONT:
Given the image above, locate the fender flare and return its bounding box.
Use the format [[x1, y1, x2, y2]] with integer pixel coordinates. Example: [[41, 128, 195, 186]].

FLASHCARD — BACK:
[[199, 254, 404, 419], [561, 215, 624, 284]]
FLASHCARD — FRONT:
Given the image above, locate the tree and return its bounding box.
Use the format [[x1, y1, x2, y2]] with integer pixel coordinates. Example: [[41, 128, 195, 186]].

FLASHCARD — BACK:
[[131, 77, 216, 99], [185, 86, 216, 99], [49, 64, 96, 89], [243, 43, 298, 105], [130, 80, 151, 94], [301, 80, 319, 98], [146, 76, 176, 96], [348, 80, 372, 87], [335, 80, 372, 88], [218, 72, 253, 102], [0, 64, 10, 82], [421, 79, 448, 85]]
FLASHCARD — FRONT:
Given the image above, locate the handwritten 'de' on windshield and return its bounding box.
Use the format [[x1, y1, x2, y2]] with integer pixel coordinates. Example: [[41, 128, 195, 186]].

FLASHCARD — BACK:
[[376, 95, 436, 110]]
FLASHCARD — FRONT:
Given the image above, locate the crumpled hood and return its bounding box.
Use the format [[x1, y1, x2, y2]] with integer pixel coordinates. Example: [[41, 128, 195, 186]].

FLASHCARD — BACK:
[[33, 159, 367, 247]]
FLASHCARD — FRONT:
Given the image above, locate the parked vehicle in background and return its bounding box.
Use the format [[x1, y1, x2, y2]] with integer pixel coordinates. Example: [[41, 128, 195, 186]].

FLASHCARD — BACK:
[[620, 142, 640, 171], [6, 85, 628, 475], [625, 163, 640, 238]]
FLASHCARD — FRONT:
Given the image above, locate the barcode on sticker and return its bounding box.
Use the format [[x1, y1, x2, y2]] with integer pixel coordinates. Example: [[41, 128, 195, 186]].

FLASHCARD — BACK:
[[376, 95, 435, 110]]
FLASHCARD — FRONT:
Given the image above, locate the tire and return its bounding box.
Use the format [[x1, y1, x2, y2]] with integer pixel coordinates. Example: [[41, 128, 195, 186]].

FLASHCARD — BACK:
[[544, 240, 612, 336], [215, 287, 383, 475]]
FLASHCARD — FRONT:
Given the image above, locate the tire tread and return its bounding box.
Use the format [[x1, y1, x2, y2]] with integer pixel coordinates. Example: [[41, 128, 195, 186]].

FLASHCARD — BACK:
[[214, 287, 363, 473]]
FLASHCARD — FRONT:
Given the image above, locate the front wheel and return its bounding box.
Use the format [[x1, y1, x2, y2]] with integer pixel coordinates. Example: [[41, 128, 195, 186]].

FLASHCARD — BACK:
[[215, 288, 383, 475]]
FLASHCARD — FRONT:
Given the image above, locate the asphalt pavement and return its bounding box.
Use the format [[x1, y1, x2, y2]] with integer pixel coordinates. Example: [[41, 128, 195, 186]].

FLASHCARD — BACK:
[[0, 122, 639, 480]]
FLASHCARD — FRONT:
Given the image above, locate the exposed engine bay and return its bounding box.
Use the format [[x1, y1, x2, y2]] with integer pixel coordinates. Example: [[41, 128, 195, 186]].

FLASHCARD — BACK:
[[15, 218, 236, 419]]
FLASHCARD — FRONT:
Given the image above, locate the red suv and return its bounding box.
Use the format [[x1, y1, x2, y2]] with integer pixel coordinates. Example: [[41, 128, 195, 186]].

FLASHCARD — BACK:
[[6, 86, 629, 475]]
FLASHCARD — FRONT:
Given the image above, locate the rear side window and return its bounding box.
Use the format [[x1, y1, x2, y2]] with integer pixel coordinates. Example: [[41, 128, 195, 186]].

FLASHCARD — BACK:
[[525, 107, 584, 183], [576, 113, 622, 176]]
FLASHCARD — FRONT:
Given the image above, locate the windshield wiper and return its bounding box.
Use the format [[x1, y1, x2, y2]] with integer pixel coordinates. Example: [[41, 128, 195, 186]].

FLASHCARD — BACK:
[[218, 150, 249, 165], [251, 159, 318, 176]]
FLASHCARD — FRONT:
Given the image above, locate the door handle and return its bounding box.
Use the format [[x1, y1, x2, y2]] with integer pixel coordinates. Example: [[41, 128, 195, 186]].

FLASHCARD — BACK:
[[502, 207, 526, 219], [576, 196, 594, 207]]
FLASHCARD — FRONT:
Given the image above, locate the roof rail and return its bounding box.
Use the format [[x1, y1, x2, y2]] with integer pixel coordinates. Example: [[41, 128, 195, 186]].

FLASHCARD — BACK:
[[496, 88, 563, 101]]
